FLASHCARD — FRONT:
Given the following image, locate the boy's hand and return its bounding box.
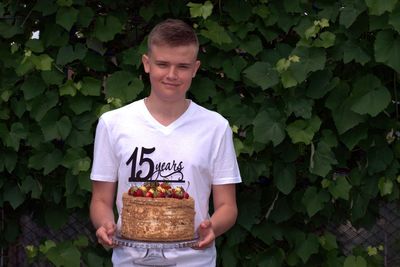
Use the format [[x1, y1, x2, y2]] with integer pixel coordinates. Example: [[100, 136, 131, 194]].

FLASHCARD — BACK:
[[96, 221, 117, 248], [194, 220, 215, 249]]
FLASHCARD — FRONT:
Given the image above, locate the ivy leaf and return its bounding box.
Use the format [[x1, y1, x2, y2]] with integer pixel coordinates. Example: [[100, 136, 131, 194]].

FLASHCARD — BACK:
[[59, 80, 77, 97], [286, 116, 321, 145], [339, 0, 366, 28], [31, 54, 54, 71], [93, 15, 122, 42], [21, 75, 46, 100], [240, 35, 263, 56], [378, 177, 393, 196], [313, 31, 336, 48], [0, 21, 23, 38], [329, 176, 352, 200], [374, 30, 400, 72], [187, 1, 213, 19], [43, 149, 63, 175], [200, 20, 232, 45], [57, 116, 72, 140], [319, 232, 338, 251], [27, 91, 58, 121], [222, 56, 247, 81], [273, 162, 296, 194], [286, 97, 313, 119], [310, 141, 338, 177], [253, 109, 286, 146], [56, 7, 79, 31], [344, 255, 367, 267], [80, 76, 101, 96], [365, 0, 397, 15], [105, 71, 144, 103], [367, 145, 393, 174], [3, 183, 25, 209], [243, 62, 279, 90], [78, 7, 94, 27], [296, 234, 320, 263], [340, 125, 368, 150], [56, 44, 87, 65], [350, 74, 391, 117], [343, 40, 371, 65], [190, 77, 216, 102], [389, 6, 400, 33], [302, 187, 330, 217]]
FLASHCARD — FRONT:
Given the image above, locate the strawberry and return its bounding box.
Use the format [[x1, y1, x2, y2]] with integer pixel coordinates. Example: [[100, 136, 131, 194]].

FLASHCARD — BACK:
[[145, 191, 153, 198], [184, 192, 190, 199]]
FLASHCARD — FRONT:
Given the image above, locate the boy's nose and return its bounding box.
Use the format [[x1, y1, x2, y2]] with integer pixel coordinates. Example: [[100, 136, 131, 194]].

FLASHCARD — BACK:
[[167, 66, 178, 79]]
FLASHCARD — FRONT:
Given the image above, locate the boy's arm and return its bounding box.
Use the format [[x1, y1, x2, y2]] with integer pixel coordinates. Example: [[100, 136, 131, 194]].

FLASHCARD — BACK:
[[90, 180, 117, 246], [197, 183, 238, 248]]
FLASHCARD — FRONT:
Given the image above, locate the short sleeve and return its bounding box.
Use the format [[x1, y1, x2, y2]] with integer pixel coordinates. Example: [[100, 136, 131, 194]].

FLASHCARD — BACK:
[[212, 123, 242, 185], [90, 117, 118, 182]]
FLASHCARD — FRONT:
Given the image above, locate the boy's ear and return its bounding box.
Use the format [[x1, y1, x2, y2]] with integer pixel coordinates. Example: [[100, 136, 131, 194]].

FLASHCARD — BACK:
[[193, 60, 201, 77], [142, 54, 150, 73]]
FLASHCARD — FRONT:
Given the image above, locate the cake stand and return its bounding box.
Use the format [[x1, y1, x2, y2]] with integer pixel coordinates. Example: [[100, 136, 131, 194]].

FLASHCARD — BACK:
[[113, 234, 199, 267]]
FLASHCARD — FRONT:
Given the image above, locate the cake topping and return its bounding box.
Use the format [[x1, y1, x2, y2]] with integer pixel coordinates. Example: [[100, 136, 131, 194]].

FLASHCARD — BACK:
[[128, 182, 190, 199]]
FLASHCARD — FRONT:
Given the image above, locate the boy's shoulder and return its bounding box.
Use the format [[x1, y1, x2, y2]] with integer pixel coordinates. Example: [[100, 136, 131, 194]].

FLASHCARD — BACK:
[[191, 101, 229, 126], [100, 100, 141, 121]]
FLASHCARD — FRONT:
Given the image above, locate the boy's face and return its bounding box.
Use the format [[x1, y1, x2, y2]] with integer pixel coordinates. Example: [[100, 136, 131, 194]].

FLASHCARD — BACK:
[[142, 44, 200, 103]]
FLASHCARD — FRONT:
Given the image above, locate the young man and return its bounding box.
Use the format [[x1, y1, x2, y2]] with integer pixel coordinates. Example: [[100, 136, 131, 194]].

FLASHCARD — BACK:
[[90, 19, 242, 266]]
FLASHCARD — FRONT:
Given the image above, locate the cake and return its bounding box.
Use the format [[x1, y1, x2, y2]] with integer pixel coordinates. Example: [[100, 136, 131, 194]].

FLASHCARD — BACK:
[[121, 182, 195, 242]]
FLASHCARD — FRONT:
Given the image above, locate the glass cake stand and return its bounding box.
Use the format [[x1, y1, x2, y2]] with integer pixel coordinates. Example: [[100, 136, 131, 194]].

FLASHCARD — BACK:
[[113, 234, 199, 266]]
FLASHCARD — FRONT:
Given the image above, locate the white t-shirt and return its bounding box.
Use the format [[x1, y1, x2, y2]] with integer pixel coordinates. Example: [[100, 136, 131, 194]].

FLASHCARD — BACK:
[[90, 99, 242, 267]]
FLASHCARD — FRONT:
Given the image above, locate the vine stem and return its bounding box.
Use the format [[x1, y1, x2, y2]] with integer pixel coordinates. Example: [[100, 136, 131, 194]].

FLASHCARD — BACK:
[[394, 71, 398, 120], [265, 191, 279, 221]]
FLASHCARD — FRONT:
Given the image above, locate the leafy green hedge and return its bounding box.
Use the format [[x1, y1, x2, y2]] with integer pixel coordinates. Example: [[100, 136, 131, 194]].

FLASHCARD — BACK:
[[1, 0, 399, 266]]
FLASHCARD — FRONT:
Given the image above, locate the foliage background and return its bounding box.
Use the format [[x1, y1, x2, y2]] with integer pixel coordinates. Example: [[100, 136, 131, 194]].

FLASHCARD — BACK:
[[1, 0, 400, 266]]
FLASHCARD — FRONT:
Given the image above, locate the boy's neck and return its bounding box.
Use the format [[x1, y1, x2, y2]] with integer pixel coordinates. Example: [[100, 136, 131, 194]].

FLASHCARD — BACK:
[[144, 96, 190, 126]]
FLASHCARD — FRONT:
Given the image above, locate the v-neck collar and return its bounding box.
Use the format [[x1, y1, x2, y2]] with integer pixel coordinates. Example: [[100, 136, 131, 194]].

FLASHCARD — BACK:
[[140, 99, 194, 135]]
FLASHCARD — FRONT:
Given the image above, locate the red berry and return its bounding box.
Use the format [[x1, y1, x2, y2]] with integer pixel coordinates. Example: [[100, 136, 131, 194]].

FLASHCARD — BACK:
[[184, 192, 189, 199], [145, 191, 153, 198]]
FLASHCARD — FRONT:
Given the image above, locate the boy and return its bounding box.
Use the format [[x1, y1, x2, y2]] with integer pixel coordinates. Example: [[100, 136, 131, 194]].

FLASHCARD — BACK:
[[90, 18, 242, 266]]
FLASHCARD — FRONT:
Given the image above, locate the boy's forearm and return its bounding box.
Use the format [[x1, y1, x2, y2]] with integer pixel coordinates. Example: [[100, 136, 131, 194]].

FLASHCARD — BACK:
[[90, 200, 115, 229], [210, 203, 238, 237]]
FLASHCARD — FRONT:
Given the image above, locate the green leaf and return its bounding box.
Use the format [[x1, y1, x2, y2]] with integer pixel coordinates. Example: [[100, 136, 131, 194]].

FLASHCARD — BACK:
[[25, 39, 44, 53], [28, 91, 59, 121], [339, 0, 366, 28], [80, 77, 101, 96], [187, 1, 213, 19], [343, 40, 371, 65], [340, 125, 368, 150], [78, 7, 94, 27], [56, 44, 87, 65], [253, 109, 286, 146], [313, 31, 336, 48], [389, 6, 400, 33], [344, 255, 367, 267], [34, 0, 58, 15], [93, 15, 122, 42], [222, 56, 247, 81], [329, 176, 352, 200], [286, 97, 313, 119], [302, 187, 330, 217], [378, 177, 393, 196], [0, 21, 23, 38], [46, 242, 81, 267], [68, 95, 93, 115], [350, 75, 391, 117], [365, 0, 397, 15], [240, 35, 263, 56], [320, 232, 338, 251], [56, 7, 79, 31], [286, 116, 321, 145], [374, 30, 400, 72], [243, 62, 279, 90], [200, 20, 232, 45], [44, 149, 63, 175], [31, 54, 54, 71], [296, 234, 320, 263], [310, 140, 338, 177], [3, 183, 25, 209], [106, 71, 144, 103], [21, 75, 46, 100], [57, 116, 72, 140], [273, 162, 296, 194], [367, 145, 393, 174], [59, 80, 77, 96], [190, 77, 216, 102], [41, 69, 65, 85]]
